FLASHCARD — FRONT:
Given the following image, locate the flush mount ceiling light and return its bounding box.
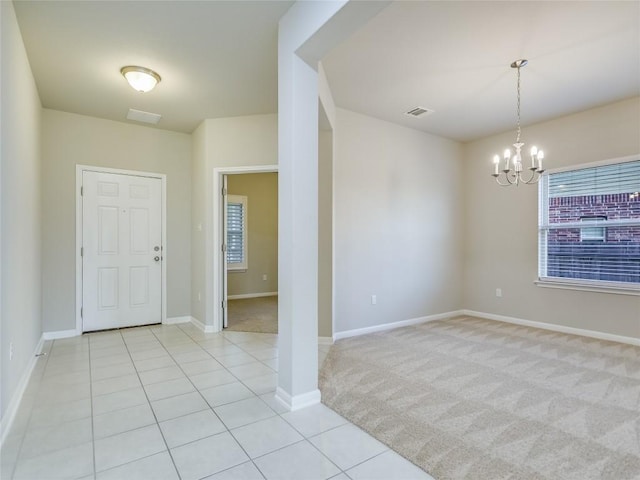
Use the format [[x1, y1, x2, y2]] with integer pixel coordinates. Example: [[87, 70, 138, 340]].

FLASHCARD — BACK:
[[491, 59, 545, 186], [120, 66, 161, 93]]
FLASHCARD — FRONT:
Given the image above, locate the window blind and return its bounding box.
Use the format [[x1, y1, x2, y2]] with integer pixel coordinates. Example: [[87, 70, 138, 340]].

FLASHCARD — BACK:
[[539, 159, 640, 287], [227, 199, 246, 267]]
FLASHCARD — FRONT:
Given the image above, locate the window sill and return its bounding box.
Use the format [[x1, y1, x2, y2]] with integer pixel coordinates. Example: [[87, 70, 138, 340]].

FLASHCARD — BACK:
[[535, 278, 640, 296]]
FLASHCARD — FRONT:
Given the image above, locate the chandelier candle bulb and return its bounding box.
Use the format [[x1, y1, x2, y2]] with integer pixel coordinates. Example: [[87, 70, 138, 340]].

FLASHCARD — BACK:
[[493, 155, 500, 175]]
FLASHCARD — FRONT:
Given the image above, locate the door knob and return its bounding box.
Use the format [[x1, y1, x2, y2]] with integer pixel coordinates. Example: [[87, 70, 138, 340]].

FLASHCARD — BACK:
[[154, 256, 160, 262]]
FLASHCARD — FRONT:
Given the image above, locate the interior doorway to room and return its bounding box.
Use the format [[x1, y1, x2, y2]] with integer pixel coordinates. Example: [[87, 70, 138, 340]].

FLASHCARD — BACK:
[[222, 171, 278, 333]]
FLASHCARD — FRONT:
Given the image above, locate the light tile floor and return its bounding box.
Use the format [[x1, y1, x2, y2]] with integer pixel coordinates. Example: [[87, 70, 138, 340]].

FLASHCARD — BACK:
[[1, 323, 434, 480]]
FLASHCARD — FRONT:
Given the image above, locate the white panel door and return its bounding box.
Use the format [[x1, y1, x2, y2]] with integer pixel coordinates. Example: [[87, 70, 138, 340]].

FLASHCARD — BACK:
[[82, 171, 162, 332]]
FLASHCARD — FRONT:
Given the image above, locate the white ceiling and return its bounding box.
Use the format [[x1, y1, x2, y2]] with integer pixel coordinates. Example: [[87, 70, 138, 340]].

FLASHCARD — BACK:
[[13, 1, 640, 140], [13, 0, 294, 133], [322, 1, 640, 142]]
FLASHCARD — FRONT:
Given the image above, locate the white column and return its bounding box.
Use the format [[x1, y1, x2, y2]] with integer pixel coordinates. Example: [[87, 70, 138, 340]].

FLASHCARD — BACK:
[[276, 1, 344, 410], [275, 0, 391, 410], [276, 52, 320, 409]]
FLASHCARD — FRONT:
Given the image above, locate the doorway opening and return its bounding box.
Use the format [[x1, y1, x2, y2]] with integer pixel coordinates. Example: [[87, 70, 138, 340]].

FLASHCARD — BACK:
[[213, 165, 278, 333], [224, 172, 278, 333]]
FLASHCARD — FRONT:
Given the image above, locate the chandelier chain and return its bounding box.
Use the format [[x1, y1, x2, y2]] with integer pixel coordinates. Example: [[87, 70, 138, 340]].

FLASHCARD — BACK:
[[516, 65, 521, 144]]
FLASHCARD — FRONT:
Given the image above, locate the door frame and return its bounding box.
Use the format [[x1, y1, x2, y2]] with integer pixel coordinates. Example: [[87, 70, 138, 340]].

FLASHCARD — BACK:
[[75, 165, 167, 334], [212, 165, 278, 333]]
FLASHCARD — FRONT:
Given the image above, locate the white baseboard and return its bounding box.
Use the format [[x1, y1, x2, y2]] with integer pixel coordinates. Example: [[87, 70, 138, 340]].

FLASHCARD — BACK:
[[275, 387, 321, 412], [462, 310, 640, 347], [190, 316, 216, 333], [227, 292, 278, 300], [318, 336, 334, 345], [164, 316, 192, 325], [1, 335, 45, 446], [333, 310, 463, 341], [42, 329, 79, 340]]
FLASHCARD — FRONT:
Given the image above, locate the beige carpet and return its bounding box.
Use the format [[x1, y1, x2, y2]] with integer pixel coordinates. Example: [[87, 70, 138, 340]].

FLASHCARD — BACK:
[[319, 316, 640, 480], [226, 295, 278, 333]]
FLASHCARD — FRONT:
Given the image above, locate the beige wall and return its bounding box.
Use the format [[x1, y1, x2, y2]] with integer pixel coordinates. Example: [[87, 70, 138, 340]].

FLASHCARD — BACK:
[[42, 110, 192, 332], [463, 97, 640, 339], [227, 173, 278, 296], [1, 1, 43, 422], [318, 129, 333, 337], [333, 108, 464, 334], [191, 114, 278, 326]]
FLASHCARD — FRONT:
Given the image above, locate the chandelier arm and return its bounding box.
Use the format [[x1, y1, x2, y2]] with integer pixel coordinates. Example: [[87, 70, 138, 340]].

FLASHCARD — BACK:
[[493, 175, 512, 187], [521, 169, 542, 184], [504, 171, 518, 185]]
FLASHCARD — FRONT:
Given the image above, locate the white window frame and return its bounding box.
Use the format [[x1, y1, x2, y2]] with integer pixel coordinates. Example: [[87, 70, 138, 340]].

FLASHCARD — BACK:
[[227, 194, 248, 272], [536, 154, 640, 295]]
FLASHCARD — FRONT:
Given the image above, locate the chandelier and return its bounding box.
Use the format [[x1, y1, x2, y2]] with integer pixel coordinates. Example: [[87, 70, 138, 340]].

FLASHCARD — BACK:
[[492, 59, 545, 186]]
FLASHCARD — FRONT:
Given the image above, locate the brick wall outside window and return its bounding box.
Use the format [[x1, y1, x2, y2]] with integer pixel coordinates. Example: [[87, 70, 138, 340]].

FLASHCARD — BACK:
[[545, 192, 640, 283]]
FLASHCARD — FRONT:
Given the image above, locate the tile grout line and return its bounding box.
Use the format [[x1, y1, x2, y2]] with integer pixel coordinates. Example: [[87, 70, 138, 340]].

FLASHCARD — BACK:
[[195, 326, 349, 478], [149, 324, 276, 475], [119, 327, 182, 480], [339, 448, 391, 477], [89, 330, 144, 477], [188, 325, 357, 475], [169, 324, 275, 478], [177, 323, 277, 383], [88, 333, 98, 480], [275, 416, 347, 476], [12, 325, 365, 480]]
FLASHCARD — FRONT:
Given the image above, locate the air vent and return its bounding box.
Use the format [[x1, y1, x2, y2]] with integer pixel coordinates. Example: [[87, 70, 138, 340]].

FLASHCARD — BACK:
[[404, 106, 434, 118], [126, 108, 162, 125]]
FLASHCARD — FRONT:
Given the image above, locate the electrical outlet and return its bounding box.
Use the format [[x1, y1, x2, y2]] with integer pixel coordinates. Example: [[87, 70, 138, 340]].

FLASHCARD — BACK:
[[496, 288, 502, 297], [262, 274, 268, 281], [371, 295, 377, 305], [9, 342, 14, 361]]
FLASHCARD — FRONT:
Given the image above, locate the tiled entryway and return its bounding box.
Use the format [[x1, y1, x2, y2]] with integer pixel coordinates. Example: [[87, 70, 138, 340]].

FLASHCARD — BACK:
[[1, 323, 432, 480]]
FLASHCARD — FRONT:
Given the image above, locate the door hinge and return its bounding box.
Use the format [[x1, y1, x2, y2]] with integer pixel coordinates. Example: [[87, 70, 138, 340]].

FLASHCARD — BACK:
[[222, 301, 226, 309], [80, 307, 83, 318], [80, 247, 83, 257], [222, 243, 227, 253], [80, 186, 83, 196], [222, 187, 227, 196]]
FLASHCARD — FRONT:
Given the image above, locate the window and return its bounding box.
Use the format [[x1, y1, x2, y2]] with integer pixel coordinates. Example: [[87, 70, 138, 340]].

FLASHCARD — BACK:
[[226, 195, 247, 271], [538, 158, 640, 291]]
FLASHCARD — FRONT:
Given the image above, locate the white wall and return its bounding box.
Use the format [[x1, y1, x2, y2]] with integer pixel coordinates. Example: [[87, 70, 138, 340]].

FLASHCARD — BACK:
[[190, 114, 278, 327], [463, 97, 640, 339], [1, 0, 43, 422], [333, 108, 464, 334], [41, 110, 192, 332]]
